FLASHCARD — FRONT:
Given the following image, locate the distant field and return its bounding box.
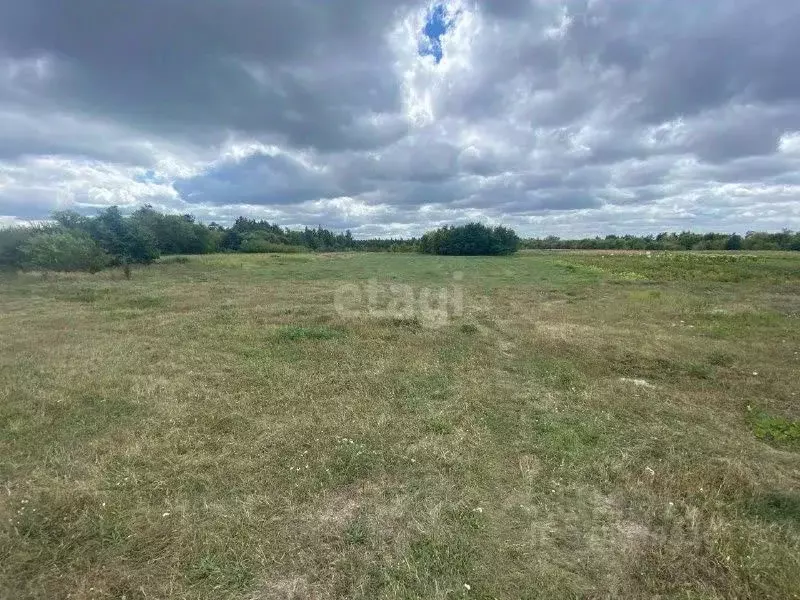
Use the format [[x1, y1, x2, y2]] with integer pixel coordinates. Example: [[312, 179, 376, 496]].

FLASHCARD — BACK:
[[2, 251, 799, 599]]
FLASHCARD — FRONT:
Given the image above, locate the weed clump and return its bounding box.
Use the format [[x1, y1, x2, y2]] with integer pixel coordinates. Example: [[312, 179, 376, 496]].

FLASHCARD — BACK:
[[749, 410, 800, 449], [386, 316, 422, 329]]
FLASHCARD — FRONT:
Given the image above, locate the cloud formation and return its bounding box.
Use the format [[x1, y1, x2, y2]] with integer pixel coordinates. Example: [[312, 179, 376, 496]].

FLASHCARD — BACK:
[[1, 0, 799, 236]]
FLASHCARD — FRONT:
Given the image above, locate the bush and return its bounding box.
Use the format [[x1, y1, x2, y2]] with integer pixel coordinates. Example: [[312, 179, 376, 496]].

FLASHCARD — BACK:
[[19, 231, 109, 272], [0, 226, 42, 270], [84, 207, 159, 264], [239, 233, 306, 254], [420, 223, 519, 256], [129, 206, 221, 255]]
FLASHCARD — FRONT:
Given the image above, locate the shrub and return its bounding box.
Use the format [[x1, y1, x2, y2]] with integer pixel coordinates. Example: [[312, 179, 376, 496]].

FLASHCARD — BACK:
[[19, 231, 109, 272], [0, 226, 42, 270], [129, 206, 221, 255], [239, 233, 306, 254], [82, 207, 159, 265], [420, 223, 519, 256]]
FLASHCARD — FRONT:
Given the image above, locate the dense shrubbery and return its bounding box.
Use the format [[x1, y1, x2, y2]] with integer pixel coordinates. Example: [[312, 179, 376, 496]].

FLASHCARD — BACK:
[[1, 207, 164, 272], [420, 223, 520, 256], [20, 230, 109, 272], [524, 230, 800, 251], [129, 206, 221, 255], [0, 225, 48, 270], [238, 236, 306, 254]]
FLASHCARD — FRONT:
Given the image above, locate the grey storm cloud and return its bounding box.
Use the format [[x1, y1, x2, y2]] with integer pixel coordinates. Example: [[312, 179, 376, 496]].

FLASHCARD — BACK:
[[1, 0, 799, 236], [174, 152, 342, 206], [0, 0, 413, 149]]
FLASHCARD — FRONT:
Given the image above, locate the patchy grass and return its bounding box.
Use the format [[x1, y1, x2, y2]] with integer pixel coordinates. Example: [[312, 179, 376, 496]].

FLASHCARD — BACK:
[[747, 492, 800, 527], [749, 410, 800, 449], [274, 324, 345, 341], [159, 255, 191, 265], [1, 251, 800, 599]]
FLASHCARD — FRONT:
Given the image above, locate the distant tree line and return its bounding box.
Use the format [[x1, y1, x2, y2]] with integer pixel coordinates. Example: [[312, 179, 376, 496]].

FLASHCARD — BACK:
[[420, 223, 520, 255], [2, 205, 798, 272], [0, 205, 419, 272], [217, 215, 416, 253], [523, 231, 800, 252]]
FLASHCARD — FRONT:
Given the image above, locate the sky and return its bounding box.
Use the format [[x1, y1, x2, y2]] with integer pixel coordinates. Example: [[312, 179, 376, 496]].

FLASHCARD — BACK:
[[1, 0, 800, 238]]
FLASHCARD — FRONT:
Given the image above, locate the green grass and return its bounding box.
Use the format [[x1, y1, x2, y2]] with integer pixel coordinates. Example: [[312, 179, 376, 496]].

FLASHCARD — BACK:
[[749, 410, 800, 449], [1, 250, 800, 599], [274, 325, 345, 341]]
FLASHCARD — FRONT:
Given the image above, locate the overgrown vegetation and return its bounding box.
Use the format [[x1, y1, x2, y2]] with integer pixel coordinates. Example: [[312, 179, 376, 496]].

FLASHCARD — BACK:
[[19, 230, 108, 273], [2, 251, 799, 598], [420, 222, 519, 255], [1, 207, 162, 272]]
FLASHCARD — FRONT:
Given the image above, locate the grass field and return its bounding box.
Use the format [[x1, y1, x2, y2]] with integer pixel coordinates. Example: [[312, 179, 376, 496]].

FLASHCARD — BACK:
[[2, 251, 800, 599]]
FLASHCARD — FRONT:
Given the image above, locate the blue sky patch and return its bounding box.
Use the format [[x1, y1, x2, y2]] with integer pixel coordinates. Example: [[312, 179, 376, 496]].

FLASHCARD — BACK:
[[134, 169, 158, 184], [420, 4, 453, 64]]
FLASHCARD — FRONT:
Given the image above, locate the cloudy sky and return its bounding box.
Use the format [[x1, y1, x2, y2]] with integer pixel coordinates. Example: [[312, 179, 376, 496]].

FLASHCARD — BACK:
[[1, 0, 800, 237]]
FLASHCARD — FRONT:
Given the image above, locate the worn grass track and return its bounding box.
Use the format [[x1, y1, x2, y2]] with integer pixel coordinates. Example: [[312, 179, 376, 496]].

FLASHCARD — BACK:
[[1, 251, 799, 599]]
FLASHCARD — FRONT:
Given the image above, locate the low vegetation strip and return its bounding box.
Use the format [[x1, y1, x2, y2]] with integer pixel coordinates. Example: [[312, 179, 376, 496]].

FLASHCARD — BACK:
[[1, 251, 799, 599]]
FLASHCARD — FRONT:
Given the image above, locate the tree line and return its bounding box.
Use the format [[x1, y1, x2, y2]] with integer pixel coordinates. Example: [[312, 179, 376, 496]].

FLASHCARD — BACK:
[[1, 205, 798, 272], [523, 231, 800, 251], [0, 206, 422, 271]]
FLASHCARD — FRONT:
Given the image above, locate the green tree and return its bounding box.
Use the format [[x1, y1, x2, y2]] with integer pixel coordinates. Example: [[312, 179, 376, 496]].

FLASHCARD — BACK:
[[420, 223, 519, 256], [725, 234, 743, 250], [86, 207, 159, 264], [0, 226, 51, 270]]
